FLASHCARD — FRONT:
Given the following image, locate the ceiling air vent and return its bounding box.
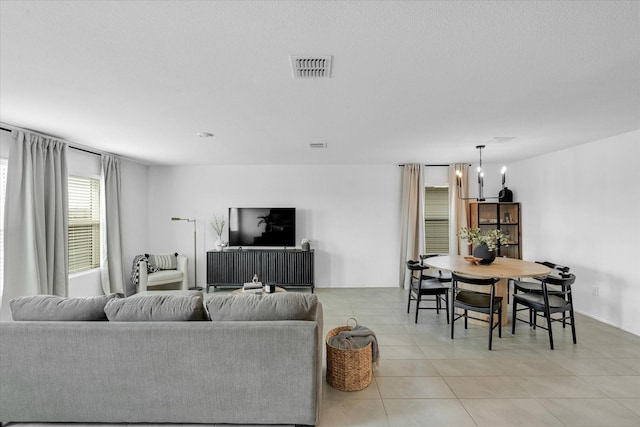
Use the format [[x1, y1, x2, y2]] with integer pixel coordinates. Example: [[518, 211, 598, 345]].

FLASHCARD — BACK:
[[309, 142, 328, 149], [290, 56, 333, 79]]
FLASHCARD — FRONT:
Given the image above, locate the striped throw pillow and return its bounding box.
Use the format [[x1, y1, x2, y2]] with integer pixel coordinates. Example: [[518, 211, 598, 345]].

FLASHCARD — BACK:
[[148, 253, 178, 270]]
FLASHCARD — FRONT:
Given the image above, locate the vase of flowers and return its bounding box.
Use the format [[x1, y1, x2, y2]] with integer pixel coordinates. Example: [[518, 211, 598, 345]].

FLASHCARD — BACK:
[[301, 238, 311, 251], [458, 227, 508, 265], [210, 214, 227, 251]]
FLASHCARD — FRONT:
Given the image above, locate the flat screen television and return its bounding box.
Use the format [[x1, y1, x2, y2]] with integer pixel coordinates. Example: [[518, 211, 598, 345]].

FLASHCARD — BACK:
[[228, 207, 296, 247]]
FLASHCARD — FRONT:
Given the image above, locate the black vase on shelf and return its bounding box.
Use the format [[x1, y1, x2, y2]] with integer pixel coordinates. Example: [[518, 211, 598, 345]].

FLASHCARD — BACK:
[[473, 244, 496, 265]]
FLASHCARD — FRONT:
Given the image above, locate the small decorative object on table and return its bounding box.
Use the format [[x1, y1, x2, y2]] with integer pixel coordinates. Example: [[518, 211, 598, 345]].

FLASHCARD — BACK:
[[463, 256, 483, 265], [210, 213, 227, 251], [243, 274, 262, 292], [301, 238, 311, 251], [458, 227, 508, 265]]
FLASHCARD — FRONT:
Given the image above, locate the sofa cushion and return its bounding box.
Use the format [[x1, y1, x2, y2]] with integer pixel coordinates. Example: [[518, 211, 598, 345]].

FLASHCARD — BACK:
[[10, 293, 121, 321], [105, 294, 208, 321], [206, 293, 318, 321]]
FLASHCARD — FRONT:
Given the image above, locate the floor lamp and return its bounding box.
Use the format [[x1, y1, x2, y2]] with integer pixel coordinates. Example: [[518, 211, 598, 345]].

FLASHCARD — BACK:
[[171, 217, 201, 291]]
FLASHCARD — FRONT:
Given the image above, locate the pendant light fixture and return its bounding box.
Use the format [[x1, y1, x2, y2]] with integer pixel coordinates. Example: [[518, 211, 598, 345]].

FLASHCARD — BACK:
[[456, 145, 507, 202]]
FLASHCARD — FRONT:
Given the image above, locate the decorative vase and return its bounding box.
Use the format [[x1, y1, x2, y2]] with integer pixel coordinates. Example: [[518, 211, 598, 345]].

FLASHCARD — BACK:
[[214, 237, 226, 251], [301, 242, 310, 251], [472, 244, 496, 265]]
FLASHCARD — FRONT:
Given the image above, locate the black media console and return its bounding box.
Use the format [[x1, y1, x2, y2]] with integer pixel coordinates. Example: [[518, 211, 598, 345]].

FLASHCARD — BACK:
[[206, 249, 314, 293]]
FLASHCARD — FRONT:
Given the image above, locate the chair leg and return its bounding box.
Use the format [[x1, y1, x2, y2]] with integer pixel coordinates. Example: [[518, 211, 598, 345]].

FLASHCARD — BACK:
[[464, 309, 468, 329], [511, 300, 517, 334], [488, 311, 493, 351], [407, 288, 412, 313], [498, 304, 502, 338], [545, 307, 555, 350], [569, 308, 577, 344], [415, 292, 421, 324], [450, 308, 455, 339], [444, 293, 450, 324]]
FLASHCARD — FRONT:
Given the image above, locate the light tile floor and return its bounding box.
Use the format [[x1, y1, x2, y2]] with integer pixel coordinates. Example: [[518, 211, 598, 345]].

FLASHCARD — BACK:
[[316, 287, 640, 427], [7, 287, 640, 427]]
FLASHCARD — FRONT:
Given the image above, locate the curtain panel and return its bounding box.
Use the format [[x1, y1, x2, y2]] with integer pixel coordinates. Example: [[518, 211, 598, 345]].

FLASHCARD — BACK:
[[399, 164, 424, 288], [1, 131, 68, 321], [100, 155, 125, 295], [449, 163, 470, 256]]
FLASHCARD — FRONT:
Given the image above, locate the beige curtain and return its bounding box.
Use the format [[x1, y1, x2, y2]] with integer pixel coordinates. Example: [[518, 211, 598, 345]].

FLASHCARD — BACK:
[[399, 164, 424, 288], [100, 155, 125, 295], [1, 131, 68, 321], [449, 164, 470, 255]]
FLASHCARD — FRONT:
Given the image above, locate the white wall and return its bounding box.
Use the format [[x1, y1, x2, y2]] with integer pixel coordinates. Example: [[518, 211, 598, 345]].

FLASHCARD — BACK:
[[509, 130, 640, 335], [145, 164, 401, 288]]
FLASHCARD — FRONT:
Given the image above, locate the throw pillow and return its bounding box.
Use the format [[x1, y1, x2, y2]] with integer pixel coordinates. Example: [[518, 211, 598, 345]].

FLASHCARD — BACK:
[[104, 294, 208, 321], [146, 253, 178, 270], [206, 293, 318, 321], [10, 293, 122, 321]]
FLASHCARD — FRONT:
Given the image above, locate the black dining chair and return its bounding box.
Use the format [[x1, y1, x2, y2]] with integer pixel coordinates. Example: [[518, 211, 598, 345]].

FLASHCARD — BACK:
[[511, 261, 570, 325], [450, 273, 502, 350], [512, 261, 570, 295], [406, 256, 450, 324], [511, 273, 577, 350]]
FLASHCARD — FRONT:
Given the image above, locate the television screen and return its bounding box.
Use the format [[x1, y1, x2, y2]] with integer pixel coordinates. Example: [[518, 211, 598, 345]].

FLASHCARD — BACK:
[[228, 208, 296, 247]]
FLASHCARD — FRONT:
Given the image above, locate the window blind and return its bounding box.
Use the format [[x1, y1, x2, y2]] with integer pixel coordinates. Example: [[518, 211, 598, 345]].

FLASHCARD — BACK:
[[68, 176, 100, 273], [424, 187, 449, 254]]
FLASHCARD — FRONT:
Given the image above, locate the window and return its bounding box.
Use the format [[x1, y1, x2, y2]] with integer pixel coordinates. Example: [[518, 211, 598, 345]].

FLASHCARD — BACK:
[[68, 176, 100, 273], [424, 187, 449, 254]]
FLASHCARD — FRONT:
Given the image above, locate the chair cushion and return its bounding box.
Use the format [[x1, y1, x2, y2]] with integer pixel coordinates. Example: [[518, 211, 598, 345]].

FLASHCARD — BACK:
[[206, 293, 318, 321], [10, 294, 122, 321], [104, 294, 208, 321], [411, 279, 449, 293], [513, 293, 569, 309], [456, 290, 502, 308], [147, 253, 178, 270], [146, 269, 183, 283]]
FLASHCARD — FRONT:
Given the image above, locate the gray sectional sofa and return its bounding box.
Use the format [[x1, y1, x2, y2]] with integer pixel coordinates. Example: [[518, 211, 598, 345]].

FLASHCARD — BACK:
[[0, 292, 323, 426]]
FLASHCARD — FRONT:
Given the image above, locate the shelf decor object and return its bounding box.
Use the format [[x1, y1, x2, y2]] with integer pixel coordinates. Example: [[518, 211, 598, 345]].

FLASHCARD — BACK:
[[469, 202, 522, 259], [171, 217, 201, 290]]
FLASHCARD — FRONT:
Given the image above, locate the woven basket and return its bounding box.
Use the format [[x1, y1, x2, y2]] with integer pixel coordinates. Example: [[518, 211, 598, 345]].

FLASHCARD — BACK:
[[325, 318, 372, 391]]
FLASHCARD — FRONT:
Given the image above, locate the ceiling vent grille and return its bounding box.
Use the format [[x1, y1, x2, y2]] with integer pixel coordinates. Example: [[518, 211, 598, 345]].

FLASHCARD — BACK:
[[487, 137, 516, 144], [290, 56, 332, 79], [309, 142, 328, 149]]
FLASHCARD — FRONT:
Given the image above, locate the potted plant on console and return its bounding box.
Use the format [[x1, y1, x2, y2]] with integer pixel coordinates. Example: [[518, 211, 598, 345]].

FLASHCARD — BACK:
[[458, 227, 508, 265], [210, 214, 227, 251]]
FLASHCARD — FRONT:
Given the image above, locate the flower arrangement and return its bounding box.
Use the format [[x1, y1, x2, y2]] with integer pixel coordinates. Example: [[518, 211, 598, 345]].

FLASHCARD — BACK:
[[301, 238, 311, 245], [210, 214, 226, 237], [458, 227, 508, 252]]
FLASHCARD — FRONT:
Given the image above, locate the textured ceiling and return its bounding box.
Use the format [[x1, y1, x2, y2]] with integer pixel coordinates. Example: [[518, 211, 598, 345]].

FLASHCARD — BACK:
[[1, 0, 638, 166]]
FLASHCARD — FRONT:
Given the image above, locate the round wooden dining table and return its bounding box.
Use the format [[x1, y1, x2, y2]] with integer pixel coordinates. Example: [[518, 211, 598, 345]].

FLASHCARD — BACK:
[[424, 255, 551, 325]]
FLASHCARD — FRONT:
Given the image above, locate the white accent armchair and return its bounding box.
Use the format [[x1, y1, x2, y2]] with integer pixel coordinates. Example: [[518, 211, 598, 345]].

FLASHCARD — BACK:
[[138, 255, 189, 292]]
